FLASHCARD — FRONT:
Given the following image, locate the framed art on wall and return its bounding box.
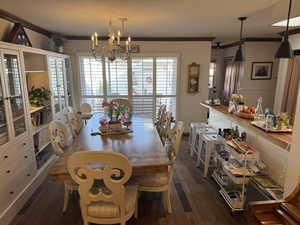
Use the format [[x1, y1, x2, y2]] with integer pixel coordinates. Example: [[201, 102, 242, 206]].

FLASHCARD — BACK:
[[187, 62, 200, 93], [251, 62, 273, 80]]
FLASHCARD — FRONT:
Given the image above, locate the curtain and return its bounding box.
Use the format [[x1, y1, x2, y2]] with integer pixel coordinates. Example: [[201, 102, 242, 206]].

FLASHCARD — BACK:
[[223, 62, 243, 102], [281, 56, 300, 123]]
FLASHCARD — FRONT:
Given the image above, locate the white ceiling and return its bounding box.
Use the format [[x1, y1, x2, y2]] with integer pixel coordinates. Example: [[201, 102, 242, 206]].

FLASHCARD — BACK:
[[1, 0, 300, 42]]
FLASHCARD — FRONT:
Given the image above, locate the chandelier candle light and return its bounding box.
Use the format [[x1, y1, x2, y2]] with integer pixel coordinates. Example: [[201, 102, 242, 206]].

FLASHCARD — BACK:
[[91, 18, 135, 62]]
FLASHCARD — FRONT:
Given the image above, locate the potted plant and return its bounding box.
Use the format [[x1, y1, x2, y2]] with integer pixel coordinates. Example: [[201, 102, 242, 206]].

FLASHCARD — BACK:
[[28, 86, 50, 107]]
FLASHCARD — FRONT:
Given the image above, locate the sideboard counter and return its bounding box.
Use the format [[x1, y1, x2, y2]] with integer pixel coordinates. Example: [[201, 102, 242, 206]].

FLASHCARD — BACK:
[[200, 102, 292, 149]]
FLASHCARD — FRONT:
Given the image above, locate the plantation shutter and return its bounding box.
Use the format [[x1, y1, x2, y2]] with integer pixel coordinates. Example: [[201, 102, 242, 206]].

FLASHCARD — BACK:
[[79, 57, 104, 112]]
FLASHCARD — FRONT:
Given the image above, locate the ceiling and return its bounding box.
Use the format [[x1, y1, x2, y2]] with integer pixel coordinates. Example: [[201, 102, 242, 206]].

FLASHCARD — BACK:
[[1, 0, 300, 42]]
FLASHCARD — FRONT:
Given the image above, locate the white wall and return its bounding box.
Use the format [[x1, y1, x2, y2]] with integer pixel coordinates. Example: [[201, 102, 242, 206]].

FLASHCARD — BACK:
[[0, 18, 49, 49], [64, 40, 212, 129]]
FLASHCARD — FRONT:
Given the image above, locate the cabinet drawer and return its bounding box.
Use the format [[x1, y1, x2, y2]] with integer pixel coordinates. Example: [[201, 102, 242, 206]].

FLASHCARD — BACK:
[[0, 136, 33, 167], [0, 151, 35, 183], [0, 163, 36, 215]]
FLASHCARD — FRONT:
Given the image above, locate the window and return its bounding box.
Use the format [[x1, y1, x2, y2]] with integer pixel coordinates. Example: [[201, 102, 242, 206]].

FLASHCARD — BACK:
[[156, 57, 177, 117], [79, 57, 104, 112], [208, 62, 216, 88], [79, 56, 178, 119], [106, 59, 128, 96]]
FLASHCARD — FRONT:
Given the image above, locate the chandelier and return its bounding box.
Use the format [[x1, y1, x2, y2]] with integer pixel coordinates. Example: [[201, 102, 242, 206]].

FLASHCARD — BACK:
[[91, 18, 136, 62]]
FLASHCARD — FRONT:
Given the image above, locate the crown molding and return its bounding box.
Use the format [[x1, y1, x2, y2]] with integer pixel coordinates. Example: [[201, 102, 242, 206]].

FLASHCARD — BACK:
[[278, 28, 300, 36], [65, 36, 215, 42], [0, 9, 52, 37], [215, 37, 281, 49]]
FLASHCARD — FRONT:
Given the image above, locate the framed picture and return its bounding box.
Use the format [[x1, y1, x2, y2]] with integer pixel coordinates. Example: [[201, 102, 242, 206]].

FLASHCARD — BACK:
[[187, 62, 200, 93], [251, 62, 273, 80]]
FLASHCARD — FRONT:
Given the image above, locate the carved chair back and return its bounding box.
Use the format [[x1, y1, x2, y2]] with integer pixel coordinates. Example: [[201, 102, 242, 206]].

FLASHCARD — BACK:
[[67, 151, 132, 220], [49, 121, 69, 155], [167, 121, 184, 162], [67, 112, 83, 137]]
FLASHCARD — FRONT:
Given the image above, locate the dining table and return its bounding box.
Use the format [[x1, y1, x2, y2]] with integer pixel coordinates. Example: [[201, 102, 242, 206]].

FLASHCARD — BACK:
[[48, 113, 172, 181]]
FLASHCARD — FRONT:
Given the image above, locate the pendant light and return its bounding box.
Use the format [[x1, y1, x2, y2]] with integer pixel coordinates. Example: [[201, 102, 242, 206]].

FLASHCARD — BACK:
[[233, 17, 247, 62], [275, 0, 293, 59]]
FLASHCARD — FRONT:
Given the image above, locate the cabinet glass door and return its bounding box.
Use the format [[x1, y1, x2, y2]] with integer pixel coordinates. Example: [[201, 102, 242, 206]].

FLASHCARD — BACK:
[[3, 54, 26, 137], [0, 59, 9, 145], [56, 59, 66, 111], [49, 58, 60, 114]]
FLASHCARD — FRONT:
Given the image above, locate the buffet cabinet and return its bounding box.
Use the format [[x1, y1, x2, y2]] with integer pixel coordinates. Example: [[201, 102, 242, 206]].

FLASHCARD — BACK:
[[0, 49, 35, 215], [0, 42, 72, 225]]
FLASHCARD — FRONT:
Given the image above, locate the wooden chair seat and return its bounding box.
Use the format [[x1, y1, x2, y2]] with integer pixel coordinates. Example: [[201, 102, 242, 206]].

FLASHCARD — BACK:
[[255, 212, 283, 224], [281, 203, 300, 223], [81, 113, 93, 120], [87, 184, 138, 219], [138, 173, 169, 187]]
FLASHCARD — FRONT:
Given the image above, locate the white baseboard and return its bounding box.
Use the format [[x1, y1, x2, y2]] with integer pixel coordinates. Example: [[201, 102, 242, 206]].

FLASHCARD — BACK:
[[0, 156, 56, 225]]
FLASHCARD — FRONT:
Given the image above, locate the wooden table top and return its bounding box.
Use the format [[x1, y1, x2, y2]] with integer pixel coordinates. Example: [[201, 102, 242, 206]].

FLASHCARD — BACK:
[[200, 103, 292, 148], [48, 114, 172, 181]]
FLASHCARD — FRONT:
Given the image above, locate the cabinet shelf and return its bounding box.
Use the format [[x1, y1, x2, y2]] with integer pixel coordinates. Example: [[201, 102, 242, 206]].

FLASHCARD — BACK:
[[13, 115, 24, 122], [36, 141, 51, 155], [25, 70, 46, 73], [30, 105, 50, 114], [33, 123, 49, 134]]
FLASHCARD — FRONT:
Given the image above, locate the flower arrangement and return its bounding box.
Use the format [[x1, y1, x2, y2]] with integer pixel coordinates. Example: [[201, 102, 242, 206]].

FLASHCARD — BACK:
[[102, 100, 126, 122], [99, 101, 132, 133]]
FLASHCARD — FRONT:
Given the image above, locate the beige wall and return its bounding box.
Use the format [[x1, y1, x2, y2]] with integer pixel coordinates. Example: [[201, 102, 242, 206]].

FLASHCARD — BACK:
[[64, 40, 212, 129], [281, 33, 300, 196], [221, 42, 279, 109], [241, 42, 279, 109], [0, 18, 49, 49]]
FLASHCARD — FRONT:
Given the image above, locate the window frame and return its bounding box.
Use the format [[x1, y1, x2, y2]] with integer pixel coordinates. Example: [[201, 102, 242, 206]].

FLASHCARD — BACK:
[[77, 52, 181, 120]]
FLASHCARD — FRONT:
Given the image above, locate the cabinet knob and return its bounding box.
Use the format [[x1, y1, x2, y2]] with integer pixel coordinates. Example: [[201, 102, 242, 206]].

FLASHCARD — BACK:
[[4, 155, 8, 159], [6, 170, 11, 174], [10, 191, 14, 195], [27, 174, 31, 177], [23, 143, 26, 146], [24, 155, 28, 159]]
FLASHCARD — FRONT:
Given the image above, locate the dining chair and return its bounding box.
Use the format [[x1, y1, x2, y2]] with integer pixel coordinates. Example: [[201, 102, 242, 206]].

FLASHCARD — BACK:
[[156, 104, 166, 124], [110, 99, 132, 120], [138, 121, 184, 214], [67, 112, 84, 137], [49, 121, 78, 213], [62, 107, 78, 139], [80, 103, 93, 124], [67, 151, 138, 225], [160, 111, 172, 144], [156, 105, 166, 128]]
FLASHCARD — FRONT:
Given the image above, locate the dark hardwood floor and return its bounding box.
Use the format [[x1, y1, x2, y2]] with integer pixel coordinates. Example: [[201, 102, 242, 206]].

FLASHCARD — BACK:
[[10, 138, 247, 225]]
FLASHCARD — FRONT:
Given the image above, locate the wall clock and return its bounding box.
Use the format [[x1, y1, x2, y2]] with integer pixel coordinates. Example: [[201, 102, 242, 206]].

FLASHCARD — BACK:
[[187, 62, 200, 94]]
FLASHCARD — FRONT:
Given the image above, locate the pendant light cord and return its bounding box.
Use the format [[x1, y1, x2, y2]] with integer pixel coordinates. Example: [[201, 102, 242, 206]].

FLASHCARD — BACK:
[[285, 0, 292, 37], [240, 20, 243, 41]]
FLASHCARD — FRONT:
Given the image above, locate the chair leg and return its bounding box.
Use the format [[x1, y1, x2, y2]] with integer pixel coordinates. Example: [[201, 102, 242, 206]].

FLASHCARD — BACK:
[[166, 189, 172, 214], [134, 196, 138, 219], [204, 141, 212, 178], [63, 184, 69, 213], [163, 190, 172, 214]]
